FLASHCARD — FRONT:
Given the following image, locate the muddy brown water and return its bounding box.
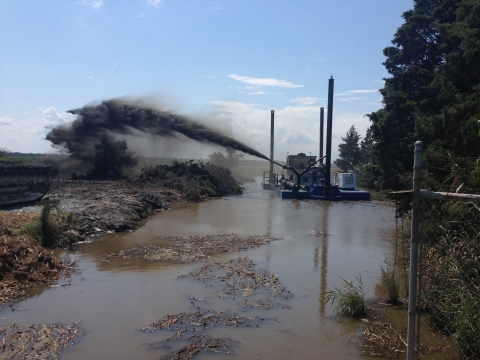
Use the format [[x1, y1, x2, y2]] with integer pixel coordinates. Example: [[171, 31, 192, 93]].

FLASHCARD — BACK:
[[1, 179, 398, 359]]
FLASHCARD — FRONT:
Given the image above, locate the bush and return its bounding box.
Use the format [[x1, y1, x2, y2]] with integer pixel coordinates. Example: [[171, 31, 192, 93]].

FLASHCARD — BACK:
[[325, 276, 367, 317], [138, 160, 242, 201]]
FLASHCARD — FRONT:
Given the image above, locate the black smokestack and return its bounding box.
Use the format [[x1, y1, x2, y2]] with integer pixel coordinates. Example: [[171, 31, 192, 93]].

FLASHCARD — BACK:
[[46, 99, 269, 164]]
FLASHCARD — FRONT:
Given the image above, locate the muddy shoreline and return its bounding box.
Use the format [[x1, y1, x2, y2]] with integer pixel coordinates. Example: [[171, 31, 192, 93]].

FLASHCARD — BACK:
[[2, 179, 189, 242]]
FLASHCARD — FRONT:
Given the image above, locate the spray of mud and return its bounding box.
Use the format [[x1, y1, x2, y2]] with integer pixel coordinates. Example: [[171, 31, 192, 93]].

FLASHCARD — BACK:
[[46, 99, 269, 166]]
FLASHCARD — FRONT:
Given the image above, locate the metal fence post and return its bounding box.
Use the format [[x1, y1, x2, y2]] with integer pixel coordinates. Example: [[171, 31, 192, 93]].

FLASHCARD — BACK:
[[407, 141, 423, 360]]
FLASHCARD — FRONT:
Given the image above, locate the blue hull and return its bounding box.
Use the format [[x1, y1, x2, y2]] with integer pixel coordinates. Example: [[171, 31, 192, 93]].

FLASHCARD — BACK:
[[264, 183, 370, 201]]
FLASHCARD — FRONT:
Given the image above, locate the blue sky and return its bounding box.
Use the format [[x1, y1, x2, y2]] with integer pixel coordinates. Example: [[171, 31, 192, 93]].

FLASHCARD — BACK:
[[0, 0, 413, 161]]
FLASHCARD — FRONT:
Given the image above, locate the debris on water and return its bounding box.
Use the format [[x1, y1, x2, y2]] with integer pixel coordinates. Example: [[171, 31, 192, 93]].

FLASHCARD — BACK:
[[358, 317, 453, 358], [101, 234, 281, 263], [0, 322, 85, 359], [143, 257, 291, 359], [158, 335, 232, 360], [309, 231, 325, 237], [165, 234, 280, 254], [101, 244, 208, 263], [179, 257, 292, 308], [142, 307, 262, 333], [143, 298, 270, 359], [0, 227, 76, 309]]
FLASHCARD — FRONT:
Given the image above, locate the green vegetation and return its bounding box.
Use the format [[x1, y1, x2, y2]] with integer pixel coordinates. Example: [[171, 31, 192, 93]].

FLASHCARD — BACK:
[[422, 201, 480, 356], [139, 160, 242, 201], [325, 276, 367, 317], [360, 0, 480, 355], [0, 148, 43, 164], [334, 3, 480, 352], [380, 259, 401, 305], [334, 125, 364, 173], [365, 0, 480, 192], [21, 200, 80, 248]]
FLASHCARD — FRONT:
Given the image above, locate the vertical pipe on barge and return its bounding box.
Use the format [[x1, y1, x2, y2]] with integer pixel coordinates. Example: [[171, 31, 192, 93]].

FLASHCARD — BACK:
[[270, 110, 275, 176], [325, 77, 334, 194], [319, 107, 324, 163]]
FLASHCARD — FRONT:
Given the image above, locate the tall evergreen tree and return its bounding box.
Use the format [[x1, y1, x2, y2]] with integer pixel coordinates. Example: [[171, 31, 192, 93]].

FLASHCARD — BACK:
[[334, 125, 363, 172], [368, 0, 480, 191]]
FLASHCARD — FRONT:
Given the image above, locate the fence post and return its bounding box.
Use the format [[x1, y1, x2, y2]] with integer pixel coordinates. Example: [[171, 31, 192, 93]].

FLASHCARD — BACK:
[[406, 141, 423, 360]]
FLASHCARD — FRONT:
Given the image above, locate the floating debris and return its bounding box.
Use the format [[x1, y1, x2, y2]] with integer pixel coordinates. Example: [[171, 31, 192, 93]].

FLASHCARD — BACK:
[[101, 234, 281, 263], [0, 322, 84, 360], [308, 231, 325, 237], [358, 318, 453, 358], [142, 307, 262, 333], [179, 257, 292, 308], [164, 234, 280, 254], [158, 335, 232, 360], [143, 257, 291, 359], [101, 244, 207, 263]]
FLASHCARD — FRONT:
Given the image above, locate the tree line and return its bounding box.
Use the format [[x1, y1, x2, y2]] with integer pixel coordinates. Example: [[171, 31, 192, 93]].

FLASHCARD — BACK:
[[335, 0, 480, 192]]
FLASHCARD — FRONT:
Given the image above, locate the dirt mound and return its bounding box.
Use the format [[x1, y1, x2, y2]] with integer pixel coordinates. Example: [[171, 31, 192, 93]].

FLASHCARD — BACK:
[[0, 227, 75, 307], [46, 180, 185, 240]]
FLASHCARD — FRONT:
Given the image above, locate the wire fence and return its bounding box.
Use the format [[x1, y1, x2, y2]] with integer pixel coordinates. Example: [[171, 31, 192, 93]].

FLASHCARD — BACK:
[[400, 141, 480, 360], [416, 198, 480, 359]]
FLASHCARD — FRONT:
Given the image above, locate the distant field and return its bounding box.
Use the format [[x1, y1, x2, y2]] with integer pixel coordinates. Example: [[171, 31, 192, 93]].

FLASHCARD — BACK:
[[0, 156, 43, 165]]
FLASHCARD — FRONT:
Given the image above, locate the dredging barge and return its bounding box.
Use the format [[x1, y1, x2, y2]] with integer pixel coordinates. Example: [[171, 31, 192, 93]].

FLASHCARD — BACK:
[[262, 77, 370, 201]]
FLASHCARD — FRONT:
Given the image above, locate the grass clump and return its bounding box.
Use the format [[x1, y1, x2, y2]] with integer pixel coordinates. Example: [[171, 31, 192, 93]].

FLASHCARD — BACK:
[[380, 258, 402, 305], [325, 276, 367, 317]]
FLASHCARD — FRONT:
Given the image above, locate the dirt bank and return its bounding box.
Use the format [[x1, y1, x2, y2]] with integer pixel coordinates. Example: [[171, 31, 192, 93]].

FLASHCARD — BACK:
[[45, 179, 186, 240]]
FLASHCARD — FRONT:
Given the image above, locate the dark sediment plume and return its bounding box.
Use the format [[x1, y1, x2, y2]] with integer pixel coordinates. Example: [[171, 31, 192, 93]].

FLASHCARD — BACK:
[[46, 99, 269, 164]]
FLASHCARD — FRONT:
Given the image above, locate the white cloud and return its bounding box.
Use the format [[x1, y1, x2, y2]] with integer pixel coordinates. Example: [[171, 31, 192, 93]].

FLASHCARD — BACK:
[[249, 90, 267, 95], [348, 89, 379, 94], [290, 97, 320, 106], [147, 0, 162, 7], [206, 101, 370, 162], [227, 74, 303, 88], [88, 75, 93, 79], [0, 117, 13, 126], [77, 0, 103, 9], [337, 97, 363, 102], [43, 107, 66, 123], [211, 7, 220, 10], [138, 13, 145, 18], [336, 89, 379, 96]]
